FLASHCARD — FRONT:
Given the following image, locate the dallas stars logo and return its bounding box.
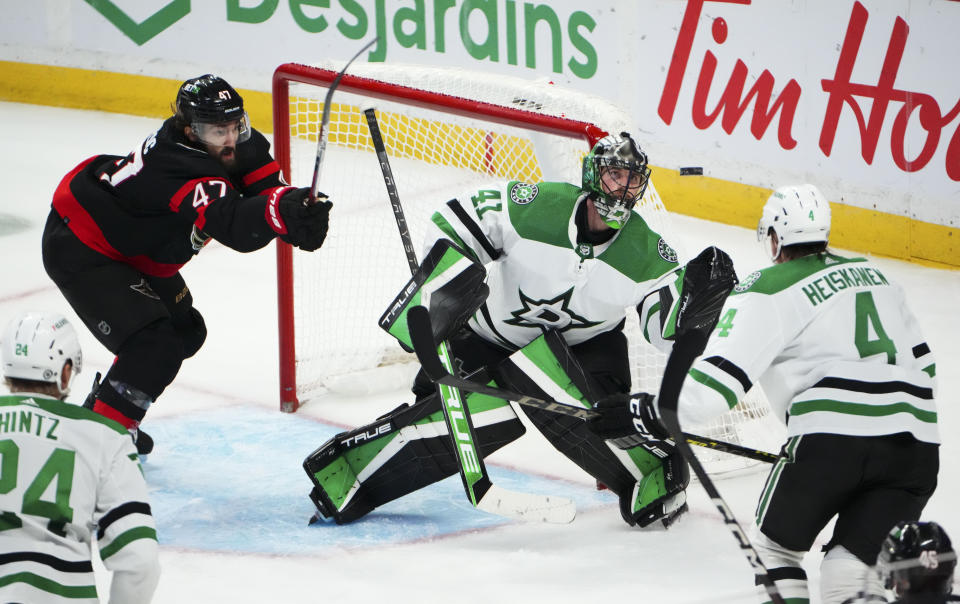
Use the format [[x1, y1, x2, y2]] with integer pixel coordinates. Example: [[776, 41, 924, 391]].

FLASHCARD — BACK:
[[505, 287, 601, 331], [734, 270, 762, 293]]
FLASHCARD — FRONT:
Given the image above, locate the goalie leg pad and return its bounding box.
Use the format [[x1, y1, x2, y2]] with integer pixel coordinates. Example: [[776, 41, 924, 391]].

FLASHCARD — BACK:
[[493, 330, 664, 496], [494, 329, 690, 527], [304, 391, 524, 524], [494, 330, 637, 495]]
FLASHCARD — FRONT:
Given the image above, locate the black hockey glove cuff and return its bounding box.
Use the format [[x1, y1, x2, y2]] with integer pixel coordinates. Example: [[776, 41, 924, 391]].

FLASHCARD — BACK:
[[588, 392, 672, 449], [266, 186, 333, 252]]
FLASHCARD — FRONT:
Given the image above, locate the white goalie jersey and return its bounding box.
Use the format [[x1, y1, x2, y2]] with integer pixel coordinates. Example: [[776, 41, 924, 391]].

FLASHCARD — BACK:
[[677, 253, 939, 444], [423, 180, 683, 353], [0, 394, 159, 604]]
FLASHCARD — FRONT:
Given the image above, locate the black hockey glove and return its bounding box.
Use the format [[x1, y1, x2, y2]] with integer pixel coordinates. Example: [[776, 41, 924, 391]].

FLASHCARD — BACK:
[[674, 246, 738, 350], [588, 392, 672, 450], [267, 187, 333, 252]]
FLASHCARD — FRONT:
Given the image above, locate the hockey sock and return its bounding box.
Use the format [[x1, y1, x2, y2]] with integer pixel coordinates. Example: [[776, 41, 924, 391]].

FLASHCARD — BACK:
[[751, 527, 809, 603], [92, 379, 153, 430], [820, 545, 884, 604]]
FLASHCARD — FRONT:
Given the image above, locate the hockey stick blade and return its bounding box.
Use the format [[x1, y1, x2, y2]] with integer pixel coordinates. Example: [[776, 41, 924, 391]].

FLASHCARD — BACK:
[[409, 305, 779, 464], [476, 484, 576, 524]]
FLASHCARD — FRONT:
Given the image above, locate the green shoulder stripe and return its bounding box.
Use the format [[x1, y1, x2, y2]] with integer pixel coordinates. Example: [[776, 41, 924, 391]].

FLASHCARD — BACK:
[[0, 395, 127, 435], [731, 253, 869, 296], [507, 181, 581, 248], [599, 214, 678, 282], [505, 181, 678, 282]]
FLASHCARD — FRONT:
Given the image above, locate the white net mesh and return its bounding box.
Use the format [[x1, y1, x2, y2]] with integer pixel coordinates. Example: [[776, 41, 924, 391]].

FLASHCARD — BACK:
[[276, 62, 783, 474]]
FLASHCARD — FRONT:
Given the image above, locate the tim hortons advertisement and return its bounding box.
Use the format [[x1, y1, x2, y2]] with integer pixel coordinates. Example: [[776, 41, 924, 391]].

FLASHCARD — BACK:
[[636, 0, 959, 227]]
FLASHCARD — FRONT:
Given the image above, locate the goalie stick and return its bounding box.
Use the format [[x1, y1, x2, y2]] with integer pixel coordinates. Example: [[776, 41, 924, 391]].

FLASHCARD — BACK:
[[308, 37, 378, 203], [364, 108, 576, 524], [655, 246, 786, 604], [406, 305, 779, 465]]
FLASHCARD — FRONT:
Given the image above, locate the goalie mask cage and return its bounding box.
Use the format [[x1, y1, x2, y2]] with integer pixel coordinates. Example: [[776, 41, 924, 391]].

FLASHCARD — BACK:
[[272, 62, 782, 475]]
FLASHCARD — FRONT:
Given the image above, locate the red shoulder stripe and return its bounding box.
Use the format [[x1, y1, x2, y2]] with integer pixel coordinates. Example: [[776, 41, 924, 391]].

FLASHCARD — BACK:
[[242, 160, 280, 187], [52, 157, 122, 260], [51, 157, 186, 278]]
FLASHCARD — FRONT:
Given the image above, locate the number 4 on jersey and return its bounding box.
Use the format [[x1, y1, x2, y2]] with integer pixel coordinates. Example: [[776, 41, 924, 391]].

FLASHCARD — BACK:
[[854, 291, 896, 363], [715, 308, 737, 337]]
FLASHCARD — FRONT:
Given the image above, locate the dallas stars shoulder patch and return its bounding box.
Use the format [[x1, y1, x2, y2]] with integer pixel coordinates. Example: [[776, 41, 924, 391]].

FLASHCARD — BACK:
[[657, 238, 678, 263], [509, 182, 539, 205], [734, 270, 762, 293]]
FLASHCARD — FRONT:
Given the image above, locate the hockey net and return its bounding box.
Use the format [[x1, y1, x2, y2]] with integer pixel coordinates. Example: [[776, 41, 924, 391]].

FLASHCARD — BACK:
[[272, 62, 782, 475]]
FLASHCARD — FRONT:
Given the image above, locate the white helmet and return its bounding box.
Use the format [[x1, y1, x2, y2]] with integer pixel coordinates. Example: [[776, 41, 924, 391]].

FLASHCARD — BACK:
[[757, 184, 831, 260], [2, 312, 82, 396]]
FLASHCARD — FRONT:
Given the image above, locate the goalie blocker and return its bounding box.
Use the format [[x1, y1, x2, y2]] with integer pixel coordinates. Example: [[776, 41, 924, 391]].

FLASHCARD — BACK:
[[305, 240, 688, 527]]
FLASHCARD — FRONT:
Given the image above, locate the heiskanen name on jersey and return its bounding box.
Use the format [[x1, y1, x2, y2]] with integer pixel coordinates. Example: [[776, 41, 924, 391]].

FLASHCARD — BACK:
[[680, 252, 938, 444]]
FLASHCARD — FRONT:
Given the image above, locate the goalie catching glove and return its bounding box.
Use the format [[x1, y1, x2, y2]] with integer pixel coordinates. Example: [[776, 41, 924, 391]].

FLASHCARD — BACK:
[[265, 186, 333, 251], [672, 245, 738, 353], [588, 392, 674, 451]]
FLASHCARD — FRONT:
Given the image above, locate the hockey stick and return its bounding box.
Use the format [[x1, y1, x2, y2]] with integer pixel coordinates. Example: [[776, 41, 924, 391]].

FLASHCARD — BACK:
[[364, 108, 576, 524], [406, 306, 779, 465], [308, 37, 378, 203], [655, 247, 786, 604]]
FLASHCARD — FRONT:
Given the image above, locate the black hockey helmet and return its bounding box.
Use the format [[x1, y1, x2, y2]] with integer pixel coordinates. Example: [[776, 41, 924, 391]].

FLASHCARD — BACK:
[[581, 132, 651, 230], [879, 521, 957, 599], [175, 74, 251, 144]]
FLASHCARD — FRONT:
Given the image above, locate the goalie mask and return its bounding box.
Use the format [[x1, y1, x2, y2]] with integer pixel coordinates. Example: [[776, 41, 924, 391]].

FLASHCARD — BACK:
[[879, 521, 956, 599], [176, 74, 251, 147], [582, 132, 651, 230], [757, 184, 831, 261], [2, 311, 82, 396]]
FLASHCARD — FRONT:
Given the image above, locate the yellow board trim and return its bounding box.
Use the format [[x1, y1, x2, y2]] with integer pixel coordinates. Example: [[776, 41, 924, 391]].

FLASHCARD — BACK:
[[2, 60, 955, 268], [0, 61, 274, 137], [653, 167, 957, 269]]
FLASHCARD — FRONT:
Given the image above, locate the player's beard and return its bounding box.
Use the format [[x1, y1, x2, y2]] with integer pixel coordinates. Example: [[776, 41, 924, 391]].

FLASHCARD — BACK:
[[217, 146, 237, 170]]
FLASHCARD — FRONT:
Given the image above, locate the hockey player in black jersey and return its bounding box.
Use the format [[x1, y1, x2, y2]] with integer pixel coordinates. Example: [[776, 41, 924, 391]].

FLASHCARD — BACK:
[[843, 521, 959, 604], [880, 521, 958, 604], [42, 74, 332, 453]]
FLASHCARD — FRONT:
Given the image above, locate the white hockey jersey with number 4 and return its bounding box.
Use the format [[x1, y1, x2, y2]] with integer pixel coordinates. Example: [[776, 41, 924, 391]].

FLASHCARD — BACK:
[[423, 181, 683, 352], [677, 253, 939, 444], [0, 394, 159, 604]]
